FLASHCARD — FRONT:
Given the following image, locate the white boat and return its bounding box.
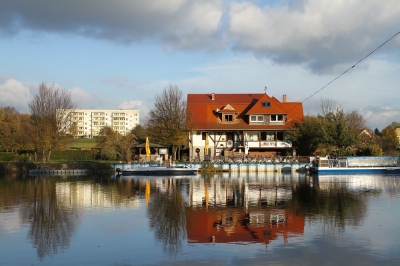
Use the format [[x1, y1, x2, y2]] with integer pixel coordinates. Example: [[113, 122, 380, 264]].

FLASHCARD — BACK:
[[116, 165, 198, 176], [310, 156, 400, 175]]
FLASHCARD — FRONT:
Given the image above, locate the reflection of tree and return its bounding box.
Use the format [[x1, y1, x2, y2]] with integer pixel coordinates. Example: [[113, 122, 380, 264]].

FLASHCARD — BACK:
[[147, 179, 187, 255], [20, 178, 80, 260], [290, 182, 367, 232]]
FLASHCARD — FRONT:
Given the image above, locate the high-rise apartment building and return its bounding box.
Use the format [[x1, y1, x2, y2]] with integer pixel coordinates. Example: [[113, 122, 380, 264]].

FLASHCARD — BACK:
[[60, 109, 139, 138]]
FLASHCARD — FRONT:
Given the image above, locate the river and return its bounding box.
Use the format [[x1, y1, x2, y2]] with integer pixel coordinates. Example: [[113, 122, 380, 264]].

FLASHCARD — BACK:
[[1, 172, 400, 265]]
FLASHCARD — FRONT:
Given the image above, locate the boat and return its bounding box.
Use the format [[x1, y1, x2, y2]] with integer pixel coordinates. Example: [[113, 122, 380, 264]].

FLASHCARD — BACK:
[[310, 156, 400, 174], [116, 165, 198, 176]]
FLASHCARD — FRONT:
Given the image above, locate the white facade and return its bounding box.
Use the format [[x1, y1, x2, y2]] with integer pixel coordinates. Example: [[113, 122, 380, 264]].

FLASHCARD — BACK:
[[62, 109, 139, 138]]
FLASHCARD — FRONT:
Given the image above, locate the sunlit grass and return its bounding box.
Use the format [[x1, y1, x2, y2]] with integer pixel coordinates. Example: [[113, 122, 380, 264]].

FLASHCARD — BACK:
[[68, 138, 97, 149]]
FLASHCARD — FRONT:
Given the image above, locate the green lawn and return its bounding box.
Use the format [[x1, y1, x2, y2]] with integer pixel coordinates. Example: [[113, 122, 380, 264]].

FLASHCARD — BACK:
[[68, 138, 97, 149]]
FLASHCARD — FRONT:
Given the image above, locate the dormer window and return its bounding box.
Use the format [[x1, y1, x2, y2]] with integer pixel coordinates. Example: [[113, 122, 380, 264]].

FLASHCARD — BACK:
[[250, 115, 264, 125], [271, 114, 284, 122], [262, 102, 271, 108], [224, 114, 233, 122]]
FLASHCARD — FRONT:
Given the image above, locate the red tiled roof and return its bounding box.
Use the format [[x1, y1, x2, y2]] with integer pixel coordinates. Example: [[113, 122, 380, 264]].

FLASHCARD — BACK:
[[187, 93, 304, 130]]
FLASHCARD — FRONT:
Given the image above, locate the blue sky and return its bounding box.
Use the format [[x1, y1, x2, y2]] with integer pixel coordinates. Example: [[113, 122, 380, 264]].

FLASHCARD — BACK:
[[1, 0, 399, 130]]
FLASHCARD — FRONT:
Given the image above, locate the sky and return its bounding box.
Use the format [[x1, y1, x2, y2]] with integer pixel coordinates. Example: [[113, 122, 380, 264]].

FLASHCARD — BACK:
[[0, 0, 399, 130]]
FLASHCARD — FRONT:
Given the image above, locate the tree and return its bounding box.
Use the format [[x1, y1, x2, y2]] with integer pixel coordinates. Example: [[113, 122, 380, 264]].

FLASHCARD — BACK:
[[131, 124, 147, 144], [286, 115, 323, 155], [374, 128, 382, 137], [356, 144, 383, 156], [146, 83, 191, 160], [97, 126, 138, 162], [315, 98, 338, 117], [28, 83, 76, 162], [389, 121, 400, 129], [345, 110, 366, 134], [380, 125, 398, 154], [0, 107, 21, 152], [320, 108, 356, 155]]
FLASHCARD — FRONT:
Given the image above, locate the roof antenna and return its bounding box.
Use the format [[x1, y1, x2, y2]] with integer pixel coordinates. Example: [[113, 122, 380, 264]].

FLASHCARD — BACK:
[[264, 86, 267, 94]]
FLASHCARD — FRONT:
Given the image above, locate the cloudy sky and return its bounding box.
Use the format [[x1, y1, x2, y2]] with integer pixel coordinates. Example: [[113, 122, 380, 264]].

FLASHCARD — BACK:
[[1, 0, 399, 130]]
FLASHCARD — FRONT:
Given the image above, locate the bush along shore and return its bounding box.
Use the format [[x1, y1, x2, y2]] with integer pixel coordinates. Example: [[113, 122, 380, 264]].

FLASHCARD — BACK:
[[0, 161, 115, 176]]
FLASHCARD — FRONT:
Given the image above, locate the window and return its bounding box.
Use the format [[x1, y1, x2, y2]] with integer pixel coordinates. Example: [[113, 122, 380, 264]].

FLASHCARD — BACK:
[[247, 132, 259, 141], [202, 132, 209, 140], [261, 132, 275, 141], [262, 102, 271, 108], [250, 115, 264, 124], [224, 114, 233, 122], [270, 115, 284, 122]]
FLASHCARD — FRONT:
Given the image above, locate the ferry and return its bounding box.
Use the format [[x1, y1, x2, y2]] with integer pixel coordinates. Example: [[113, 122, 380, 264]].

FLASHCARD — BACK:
[[310, 156, 400, 174]]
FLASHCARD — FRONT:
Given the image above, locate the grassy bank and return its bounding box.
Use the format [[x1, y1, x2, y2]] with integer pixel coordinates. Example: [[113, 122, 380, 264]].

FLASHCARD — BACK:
[[68, 138, 97, 149]]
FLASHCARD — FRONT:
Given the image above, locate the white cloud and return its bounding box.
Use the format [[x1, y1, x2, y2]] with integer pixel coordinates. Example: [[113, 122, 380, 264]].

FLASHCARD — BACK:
[[119, 100, 150, 124], [119, 100, 143, 109], [0, 79, 32, 113]]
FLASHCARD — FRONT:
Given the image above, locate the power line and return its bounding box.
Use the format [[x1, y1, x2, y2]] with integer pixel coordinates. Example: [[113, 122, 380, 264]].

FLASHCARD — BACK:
[[301, 30, 400, 104]]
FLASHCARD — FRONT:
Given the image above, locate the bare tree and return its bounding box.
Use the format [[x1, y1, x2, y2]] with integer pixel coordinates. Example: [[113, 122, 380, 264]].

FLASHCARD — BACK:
[[315, 98, 339, 117], [147, 83, 191, 160], [28, 83, 76, 162], [345, 110, 366, 132]]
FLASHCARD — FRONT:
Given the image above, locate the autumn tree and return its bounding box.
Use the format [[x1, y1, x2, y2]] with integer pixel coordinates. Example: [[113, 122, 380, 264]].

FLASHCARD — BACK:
[[131, 124, 147, 144], [380, 125, 398, 154], [146, 83, 191, 160], [28, 83, 76, 162], [18, 113, 35, 151], [0, 107, 21, 152], [389, 121, 400, 129], [97, 126, 138, 162]]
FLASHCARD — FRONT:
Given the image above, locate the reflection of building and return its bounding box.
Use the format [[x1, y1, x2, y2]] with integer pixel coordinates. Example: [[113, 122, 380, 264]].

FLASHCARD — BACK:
[[56, 182, 140, 209], [186, 208, 304, 245], [186, 175, 305, 245]]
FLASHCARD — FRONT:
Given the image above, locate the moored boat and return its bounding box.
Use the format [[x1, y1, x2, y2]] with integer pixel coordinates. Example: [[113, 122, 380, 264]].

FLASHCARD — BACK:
[[116, 165, 198, 176], [310, 156, 400, 174]]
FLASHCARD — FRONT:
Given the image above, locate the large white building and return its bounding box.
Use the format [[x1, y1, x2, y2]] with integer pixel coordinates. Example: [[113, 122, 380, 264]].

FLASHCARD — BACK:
[[62, 109, 139, 138]]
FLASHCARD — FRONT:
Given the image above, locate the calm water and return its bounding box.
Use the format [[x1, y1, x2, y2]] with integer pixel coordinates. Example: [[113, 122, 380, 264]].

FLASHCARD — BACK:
[[1, 172, 400, 266]]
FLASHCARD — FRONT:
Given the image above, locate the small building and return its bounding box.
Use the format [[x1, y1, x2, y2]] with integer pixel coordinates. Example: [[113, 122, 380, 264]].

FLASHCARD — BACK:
[[187, 93, 304, 160]]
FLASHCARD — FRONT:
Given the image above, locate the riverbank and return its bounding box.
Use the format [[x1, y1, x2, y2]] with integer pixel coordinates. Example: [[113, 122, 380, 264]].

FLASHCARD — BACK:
[[0, 161, 114, 176]]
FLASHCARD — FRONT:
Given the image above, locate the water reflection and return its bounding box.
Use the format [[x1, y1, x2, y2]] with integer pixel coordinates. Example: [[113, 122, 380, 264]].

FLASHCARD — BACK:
[[1, 173, 399, 263], [147, 179, 187, 254], [1, 177, 80, 260]]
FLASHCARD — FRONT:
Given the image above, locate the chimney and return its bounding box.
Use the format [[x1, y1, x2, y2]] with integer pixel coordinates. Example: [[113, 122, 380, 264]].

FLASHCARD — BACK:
[[211, 93, 215, 100], [283, 94, 287, 103]]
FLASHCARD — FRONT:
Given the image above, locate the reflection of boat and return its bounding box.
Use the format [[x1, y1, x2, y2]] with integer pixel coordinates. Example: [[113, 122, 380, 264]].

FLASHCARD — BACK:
[[310, 156, 400, 174], [116, 166, 198, 176]]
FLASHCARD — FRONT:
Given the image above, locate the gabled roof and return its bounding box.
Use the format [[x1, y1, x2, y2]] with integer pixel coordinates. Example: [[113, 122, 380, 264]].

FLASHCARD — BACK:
[[187, 93, 304, 130], [246, 94, 287, 115], [357, 129, 372, 137], [219, 104, 238, 113]]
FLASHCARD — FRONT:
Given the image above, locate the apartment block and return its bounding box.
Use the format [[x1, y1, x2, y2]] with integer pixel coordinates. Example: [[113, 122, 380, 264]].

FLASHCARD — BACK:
[[61, 109, 139, 138]]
